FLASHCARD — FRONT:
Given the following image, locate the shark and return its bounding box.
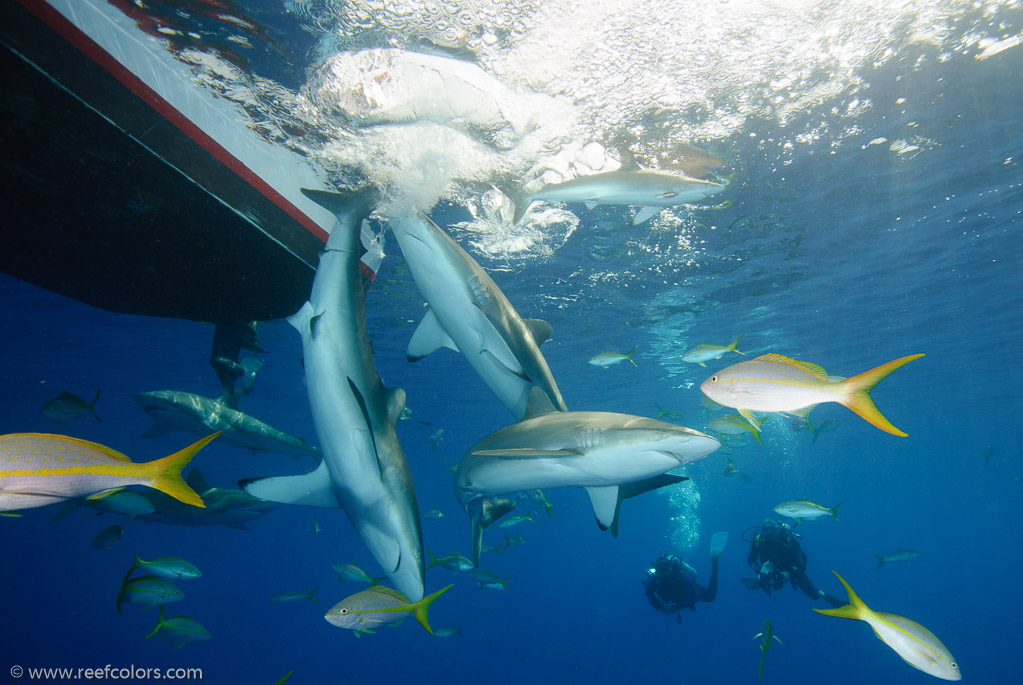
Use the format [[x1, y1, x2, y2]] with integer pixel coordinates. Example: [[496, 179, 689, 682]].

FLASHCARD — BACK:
[[134, 390, 320, 460], [240, 188, 426, 602], [388, 213, 567, 419], [512, 168, 726, 226], [454, 389, 720, 564]]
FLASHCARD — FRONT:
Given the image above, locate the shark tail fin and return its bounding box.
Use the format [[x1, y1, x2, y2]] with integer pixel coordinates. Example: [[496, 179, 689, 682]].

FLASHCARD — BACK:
[[411, 584, 454, 635], [90, 389, 102, 423], [144, 434, 220, 508], [838, 354, 925, 437], [811, 570, 870, 621], [144, 604, 166, 639]]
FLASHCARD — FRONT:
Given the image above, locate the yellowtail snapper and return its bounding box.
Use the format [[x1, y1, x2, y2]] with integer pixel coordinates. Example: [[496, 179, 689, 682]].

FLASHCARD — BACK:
[[90, 524, 123, 549], [872, 549, 922, 570], [753, 619, 782, 681], [701, 353, 924, 437], [324, 585, 453, 635], [332, 560, 384, 585], [814, 570, 960, 680], [117, 575, 184, 612], [773, 499, 843, 523], [0, 432, 219, 512], [588, 348, 637, 367], [129, 550, 202, 581], [144, 605, 211, 648], [681, 335, 746, 366], [269, 588, 320, 603]]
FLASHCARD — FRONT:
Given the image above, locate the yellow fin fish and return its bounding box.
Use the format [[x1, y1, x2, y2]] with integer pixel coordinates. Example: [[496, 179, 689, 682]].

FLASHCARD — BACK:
[[813, 570, 961, 680], [700, 354, 924, 437], [0, 432, 219, 511]]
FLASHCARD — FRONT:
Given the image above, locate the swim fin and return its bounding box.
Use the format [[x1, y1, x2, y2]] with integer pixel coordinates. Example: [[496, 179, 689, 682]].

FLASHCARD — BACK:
[[710, 531, 728, 559]]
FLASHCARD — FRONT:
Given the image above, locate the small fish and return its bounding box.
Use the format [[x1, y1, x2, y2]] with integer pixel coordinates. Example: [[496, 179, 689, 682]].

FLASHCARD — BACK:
[[681, 335, 746, 366], [424, 508, 445, 521], [308, 514, 323, 533], [481, 544, 503, 555], [429, 429, 445, 449], [526, 489, 553, 518], [655, 404, 685, 422], [773, 499, 843, 523], [701, 396, 724, 413], [872, 549, 921, 570], [811, 417, 840, 443], [332, 561, 383, 585], [707, 414, 764, 446], [980, 445, 996, 467], [723, 458, 738, 477], [466, 568, 512, 592], [814, 570, 961, 680], [274, 672, 294, 685], [701, 353, 925, 437], [426, 550, 474, 573], [399, 407, 431, 425], [269, 587, 320, 603], [502, 534, 525, 549], [588, 348, 637, 368], [324, 584, 453, 635], [433, 621, 463, 638], [89, 490, 156, 518], [144, 605, 211, 648], [42, 390, 101, 425], [130, 551, 202, 581], [496, 514, 533, 528], [91, 524, 123, 549], [118, 575, 184, 610], [0, 432, 218, 512], [442, 462, 459, 474], [753, 619, 782, 681]]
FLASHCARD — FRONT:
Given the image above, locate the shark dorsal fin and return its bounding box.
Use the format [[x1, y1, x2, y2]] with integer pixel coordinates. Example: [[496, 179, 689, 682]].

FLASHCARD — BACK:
[[523, 319, 553, 346], [753, 353, 829, 380], [522, 385, 558, 420]]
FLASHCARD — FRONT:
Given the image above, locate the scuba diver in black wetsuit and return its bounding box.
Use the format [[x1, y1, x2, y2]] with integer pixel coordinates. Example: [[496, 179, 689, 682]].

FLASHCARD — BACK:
[[741, 519, 844, 608], [643, 533, 727, 623]]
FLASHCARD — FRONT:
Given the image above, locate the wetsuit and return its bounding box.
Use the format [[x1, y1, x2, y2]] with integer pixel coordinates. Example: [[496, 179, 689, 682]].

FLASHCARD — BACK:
[[644, 554, 719, 620], [745, 524, 843, 608]]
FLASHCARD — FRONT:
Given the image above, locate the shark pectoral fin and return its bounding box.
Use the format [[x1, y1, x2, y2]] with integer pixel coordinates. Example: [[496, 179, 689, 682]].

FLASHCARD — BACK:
[[471, 517, 483, 568], [407, 310, 458, 361], [286, 301, 314, 335], [585, 486, 621, 532], [141, 422, 172, 439], [632, 206, 662, 225], [479, 344, 528, 381], [610, 474, 689, 537], [523, 385, 559, 420], [523, 319, 553, 346], [238, 460, 340, 507], [360, 523, 402, 575], [472, 448, 582, 458]]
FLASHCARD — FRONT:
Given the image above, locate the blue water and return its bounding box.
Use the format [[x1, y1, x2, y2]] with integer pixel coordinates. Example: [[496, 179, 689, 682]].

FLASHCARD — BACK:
[[3, 2, 1022, 683]]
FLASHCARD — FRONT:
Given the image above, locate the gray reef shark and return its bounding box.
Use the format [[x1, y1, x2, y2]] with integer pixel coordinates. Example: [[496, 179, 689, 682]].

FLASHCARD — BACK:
[[455, 389, 720, 564], [241, 188, 426, 601], [388, 213, 566, 419], [134, 390, 319, 460], [513, 169, 725, 226]]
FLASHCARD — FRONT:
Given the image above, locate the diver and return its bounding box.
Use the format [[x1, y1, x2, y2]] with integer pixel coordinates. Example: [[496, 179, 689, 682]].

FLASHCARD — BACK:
[[741, 519, 843, 608], [643, 532, 727, 623]]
